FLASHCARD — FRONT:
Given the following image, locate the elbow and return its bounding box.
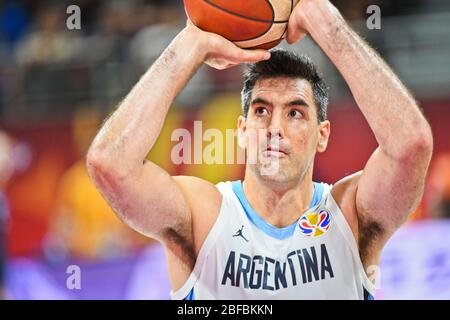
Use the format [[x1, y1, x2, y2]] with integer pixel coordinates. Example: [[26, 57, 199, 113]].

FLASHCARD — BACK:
[[86, 151, 129, 223], [86, 149, 108, 187], [402, 123, 434, 162], [86, 148, 105, 180], [412, 124, 433, 156], [86, 149, 130, 208], [86, 147, 128, 185]]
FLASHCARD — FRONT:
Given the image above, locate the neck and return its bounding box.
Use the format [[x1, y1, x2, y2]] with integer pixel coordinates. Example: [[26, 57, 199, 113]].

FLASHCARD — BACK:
[[242, 167, 314, 228]]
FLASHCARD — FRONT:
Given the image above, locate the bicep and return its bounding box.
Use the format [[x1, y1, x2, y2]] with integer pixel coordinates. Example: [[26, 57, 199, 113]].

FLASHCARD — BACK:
[[96, 160, 193, 246], [356, 147, 429, 237]]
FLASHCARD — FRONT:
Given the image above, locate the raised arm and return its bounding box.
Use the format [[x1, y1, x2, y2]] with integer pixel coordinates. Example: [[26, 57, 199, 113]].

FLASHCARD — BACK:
[[287, 1, 433, 260], [86, 23, 270, 267]]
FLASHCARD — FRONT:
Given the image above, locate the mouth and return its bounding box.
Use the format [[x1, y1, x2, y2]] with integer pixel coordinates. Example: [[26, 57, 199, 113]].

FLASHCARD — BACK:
[[263, 146, 288, 158]]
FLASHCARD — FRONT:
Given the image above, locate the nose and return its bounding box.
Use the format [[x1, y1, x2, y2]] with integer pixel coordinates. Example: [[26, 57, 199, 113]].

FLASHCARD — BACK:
[[267, 110, 285, 140]]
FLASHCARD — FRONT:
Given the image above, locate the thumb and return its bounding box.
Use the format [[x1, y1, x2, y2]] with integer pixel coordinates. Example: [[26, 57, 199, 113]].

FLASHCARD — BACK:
[[286, 15, 307, 44]]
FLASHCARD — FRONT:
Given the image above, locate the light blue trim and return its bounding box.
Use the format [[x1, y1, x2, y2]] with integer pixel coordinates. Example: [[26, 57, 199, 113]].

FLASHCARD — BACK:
[[310, 182, 324, 208], [231, 181, 324, 240], [184, 288, 194, 300]]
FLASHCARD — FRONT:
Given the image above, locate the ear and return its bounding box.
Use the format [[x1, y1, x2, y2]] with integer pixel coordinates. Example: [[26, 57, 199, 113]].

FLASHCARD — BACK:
[[317, 120, 331, 153], [237, 115, 247, 149]]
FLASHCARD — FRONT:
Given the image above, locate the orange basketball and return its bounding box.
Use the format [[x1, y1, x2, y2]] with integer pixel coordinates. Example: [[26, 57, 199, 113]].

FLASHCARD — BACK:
[[184, 0, 299, 50]]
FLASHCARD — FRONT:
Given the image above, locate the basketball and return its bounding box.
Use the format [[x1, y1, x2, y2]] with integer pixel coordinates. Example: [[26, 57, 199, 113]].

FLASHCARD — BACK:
[[184, 0, 300, 50]]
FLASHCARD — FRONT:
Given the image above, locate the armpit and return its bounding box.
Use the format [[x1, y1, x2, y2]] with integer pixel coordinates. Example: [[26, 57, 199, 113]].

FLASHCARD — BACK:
[[163, 226, 196, 270], [357, 214, 385, 266]]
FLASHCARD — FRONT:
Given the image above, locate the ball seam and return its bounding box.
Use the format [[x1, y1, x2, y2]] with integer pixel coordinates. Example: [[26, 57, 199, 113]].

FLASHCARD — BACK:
[[203, 0, 289, 24]]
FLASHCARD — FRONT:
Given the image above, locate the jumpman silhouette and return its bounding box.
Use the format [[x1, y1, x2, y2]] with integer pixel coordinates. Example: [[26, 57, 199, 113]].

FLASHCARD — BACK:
[[233, 225, 249, 242]]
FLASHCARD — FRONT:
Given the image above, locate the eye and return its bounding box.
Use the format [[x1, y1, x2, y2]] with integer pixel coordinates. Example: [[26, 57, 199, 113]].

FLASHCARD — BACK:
[[255, 107, 269, 116], [289, 109, 303, 119]]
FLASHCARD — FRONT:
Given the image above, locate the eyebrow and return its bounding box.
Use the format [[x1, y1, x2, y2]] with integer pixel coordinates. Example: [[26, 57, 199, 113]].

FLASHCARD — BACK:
[[287, 99, 309, 108], [251, 98, 271, 106], [251, 98, 309, 108]]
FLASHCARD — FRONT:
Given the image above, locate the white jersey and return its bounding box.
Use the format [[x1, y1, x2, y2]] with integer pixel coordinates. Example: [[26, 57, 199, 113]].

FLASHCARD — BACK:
[[171, 180, 376, 300]]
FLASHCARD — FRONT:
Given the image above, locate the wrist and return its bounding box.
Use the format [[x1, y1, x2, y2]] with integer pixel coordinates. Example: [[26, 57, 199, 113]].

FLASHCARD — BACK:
[[174, 25, 209, 63], [300, 0, 343, 34]]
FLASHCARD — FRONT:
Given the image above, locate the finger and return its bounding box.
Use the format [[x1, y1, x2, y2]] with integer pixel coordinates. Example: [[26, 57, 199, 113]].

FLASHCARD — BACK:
[[224, 63, 239, 70], [205, 61, 237, 70], [287, 28, 306, 44], [232, 48, 271, 63]]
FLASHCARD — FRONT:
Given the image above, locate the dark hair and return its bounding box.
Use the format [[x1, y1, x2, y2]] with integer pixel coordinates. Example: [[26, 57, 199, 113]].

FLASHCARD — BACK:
[[241, 48, 329, 123]]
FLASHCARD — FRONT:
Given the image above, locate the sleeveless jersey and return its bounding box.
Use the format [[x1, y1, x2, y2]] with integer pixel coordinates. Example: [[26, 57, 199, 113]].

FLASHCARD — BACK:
[[171, 180, 376, 300]]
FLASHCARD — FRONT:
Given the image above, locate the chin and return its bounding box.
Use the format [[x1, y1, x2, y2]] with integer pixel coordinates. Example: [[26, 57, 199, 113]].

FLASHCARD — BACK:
[[256, 165, 294, 184]]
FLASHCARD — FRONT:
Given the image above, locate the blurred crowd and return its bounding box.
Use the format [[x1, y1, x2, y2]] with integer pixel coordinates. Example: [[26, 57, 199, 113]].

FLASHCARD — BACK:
[[0, 0, 183, 61], [0, 0, 429, 59], [1, 0, 445, 120], [0, 0, 449, 281], [0, 0, 436, 62], [0, 0, 189, 120]]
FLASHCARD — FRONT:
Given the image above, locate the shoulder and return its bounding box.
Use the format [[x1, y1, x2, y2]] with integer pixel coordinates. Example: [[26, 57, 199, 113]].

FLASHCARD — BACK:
[[330, 172, 362, 250], [165, 176, 226, 292], [330, 172, 386, 268], [331, 172, 362, 214], [173, 176, 224, 253], [173, 176, 223, 216], [173, 175, 222, 196]]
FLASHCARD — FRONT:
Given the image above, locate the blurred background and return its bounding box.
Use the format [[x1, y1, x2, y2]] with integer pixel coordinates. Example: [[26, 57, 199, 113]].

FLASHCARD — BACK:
[[0, 0, 450, 299]]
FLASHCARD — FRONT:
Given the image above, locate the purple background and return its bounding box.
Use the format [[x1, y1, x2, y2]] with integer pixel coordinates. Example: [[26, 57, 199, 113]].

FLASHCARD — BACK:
[[5, 220, 450, 300]]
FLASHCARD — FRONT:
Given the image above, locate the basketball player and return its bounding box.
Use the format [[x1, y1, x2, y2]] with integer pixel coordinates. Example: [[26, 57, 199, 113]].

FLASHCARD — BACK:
[[87, 0, 433, 299]]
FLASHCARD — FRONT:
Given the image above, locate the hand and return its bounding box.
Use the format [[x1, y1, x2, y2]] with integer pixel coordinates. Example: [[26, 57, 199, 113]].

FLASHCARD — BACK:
[[184, 20, 271, 70], [286, 0, 332, 45]]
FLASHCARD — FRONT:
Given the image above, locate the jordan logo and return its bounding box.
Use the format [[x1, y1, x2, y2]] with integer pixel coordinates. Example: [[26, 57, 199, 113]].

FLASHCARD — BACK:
[[233, 225, 249, 242]]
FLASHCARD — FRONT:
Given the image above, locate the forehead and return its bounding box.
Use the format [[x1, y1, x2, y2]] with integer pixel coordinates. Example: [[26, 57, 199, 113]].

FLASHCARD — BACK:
[[252, 77, 314, 102]]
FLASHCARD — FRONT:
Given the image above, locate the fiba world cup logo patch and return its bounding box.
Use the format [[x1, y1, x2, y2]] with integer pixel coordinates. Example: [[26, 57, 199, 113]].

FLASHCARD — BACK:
[[299, 209, 332, 238]]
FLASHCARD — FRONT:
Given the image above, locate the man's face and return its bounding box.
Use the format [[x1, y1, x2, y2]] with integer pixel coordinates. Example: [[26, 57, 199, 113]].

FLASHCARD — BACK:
[[238, 77, 330, 185]]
